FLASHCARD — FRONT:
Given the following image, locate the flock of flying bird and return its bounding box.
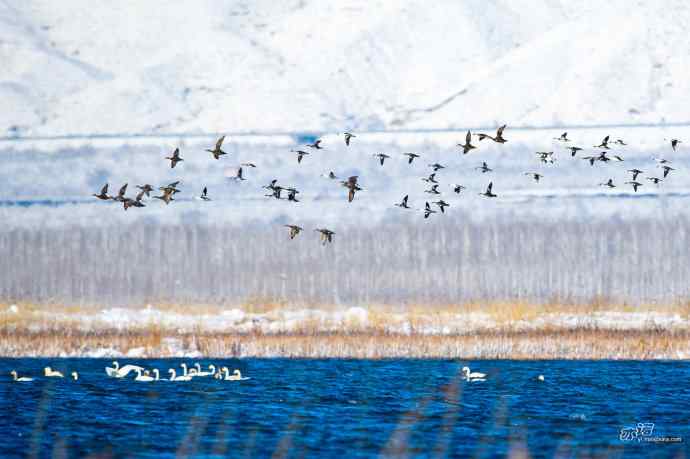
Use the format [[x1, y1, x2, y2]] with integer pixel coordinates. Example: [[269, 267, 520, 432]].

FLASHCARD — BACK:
[[92, 127, 683, 244]]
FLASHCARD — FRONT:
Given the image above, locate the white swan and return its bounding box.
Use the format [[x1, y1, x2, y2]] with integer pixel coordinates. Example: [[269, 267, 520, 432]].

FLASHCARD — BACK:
[[180, 363, 189, 377], [44, 367, 64, 378], [168, 368, 192, 381], [194, 363, 215, 377], [10, 370, 33, 382], [537, 374, 545, 382], [222, 367, 250, 381], [71, 371, 79, 381], [135, 369, 155, 382], [462, 366, 486, 382], [105, 361, 145, 378]]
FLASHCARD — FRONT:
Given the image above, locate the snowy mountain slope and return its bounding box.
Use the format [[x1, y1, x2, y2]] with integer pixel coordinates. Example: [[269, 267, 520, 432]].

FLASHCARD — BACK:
[[1, 0, 689, 137]]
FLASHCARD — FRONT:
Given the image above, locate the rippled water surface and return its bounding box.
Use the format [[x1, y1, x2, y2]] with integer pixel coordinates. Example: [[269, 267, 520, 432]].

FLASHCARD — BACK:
[[1, 359, 688, 458]]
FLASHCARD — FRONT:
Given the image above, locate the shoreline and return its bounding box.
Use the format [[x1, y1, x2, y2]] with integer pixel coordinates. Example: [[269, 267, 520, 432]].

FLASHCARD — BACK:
[[2, 302, 690, 359], [2, 330, 689, 360]]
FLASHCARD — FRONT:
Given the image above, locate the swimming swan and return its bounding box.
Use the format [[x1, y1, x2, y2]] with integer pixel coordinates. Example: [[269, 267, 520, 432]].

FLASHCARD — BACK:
[[222, 368, 250, 381], [194, 363, 215, 377], [10, 370, 33, 382], [168, 369, 192, 381], [462, 366, 486, 382], [44, 367, 64, 378], [105, 361, 145, 378], [71, 371, 79, 381], [135, 369, 155, 382]]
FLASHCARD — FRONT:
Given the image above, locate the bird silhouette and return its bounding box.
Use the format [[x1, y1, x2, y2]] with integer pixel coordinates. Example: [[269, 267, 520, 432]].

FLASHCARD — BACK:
[[343, 132, 355, 146], [458, 130, 476, 154], [206, 136, 227, 159], [285, 225, 303, 239], [166, 148, 183, 168], [93, 183, 110, 200], [480, 182, 497, 198], [423, 202, 436, 219], [315, 228, 335, 244], [395, 195, 411, 209], [403, 153, 420, 164]]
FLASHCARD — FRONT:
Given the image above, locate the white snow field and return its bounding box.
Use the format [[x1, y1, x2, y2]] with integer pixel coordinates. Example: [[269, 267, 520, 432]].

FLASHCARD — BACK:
[[1, 0, 690, 137]]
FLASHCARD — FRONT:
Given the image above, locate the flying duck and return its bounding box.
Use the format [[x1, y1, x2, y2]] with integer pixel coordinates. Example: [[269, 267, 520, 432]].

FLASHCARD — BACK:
[[458, 130, 476, 154], [403, 153, 420, 164], [599, 179, 615, 188], [433, 200, 450, 213], [476, 124, 507, 143], [524, 172, 543, 182], [661, 165, 675, 178], [480, 182, 497, 198], [93, 183, 110, 200], [536, 152, 555, 164], [263, 180, 283, 199], [206, 136, 227, 159], [342, 176, 361, 202], [595, 135, 610, 149], [429, 163, 445, 172], [597, 151, 611, 162], [284, 225, 303, 239], [287, 188, 299, 202], [306, 139, 323, 149], [315, 228, 335, 245], [374, 153, 390, 166], [395, 195, 411, 209], [113, 183, 128, 202], [646, 177, 663, 185], [166, 148, 183, 168], [424, 184, 440, 195], [241, 162, 257, 168], [554, 132, 570, 142], [159, 181, 180, 195], [613, 138, 627, 146], [566, 146, 583, 157], [671, 139, 682, 151], [628, 169, 643, 180], [136, 184, 153, 197], [476, 162, 492, 173], [625, 181, 642, 192], [422, 173, 438, 184], [582, 156, 598, 166], [154, 188, 175, 205], [291, 149, 309, 164], [423, 202, 436, 219], [343, 132, 355, 146], [453, 184, 466, 194], [200, 187, 211, 201], [233, 167, 246, 181]]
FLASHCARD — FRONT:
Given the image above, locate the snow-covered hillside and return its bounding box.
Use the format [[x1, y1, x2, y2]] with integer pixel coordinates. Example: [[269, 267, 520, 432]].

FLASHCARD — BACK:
[[2, 0, 689, 137]]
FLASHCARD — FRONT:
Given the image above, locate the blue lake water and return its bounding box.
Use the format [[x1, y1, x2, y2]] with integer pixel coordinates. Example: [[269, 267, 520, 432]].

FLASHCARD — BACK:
[[0, 359, 688, 458]]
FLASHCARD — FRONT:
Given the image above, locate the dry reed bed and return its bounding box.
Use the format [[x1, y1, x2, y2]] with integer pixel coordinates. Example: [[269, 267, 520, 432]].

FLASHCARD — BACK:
[[2, 301, 690, 358], [1, 329, 689, 359]]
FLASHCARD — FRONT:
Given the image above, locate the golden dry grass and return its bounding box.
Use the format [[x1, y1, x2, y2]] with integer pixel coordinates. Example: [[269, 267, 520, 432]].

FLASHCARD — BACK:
[[1, 299, 689, 358]]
